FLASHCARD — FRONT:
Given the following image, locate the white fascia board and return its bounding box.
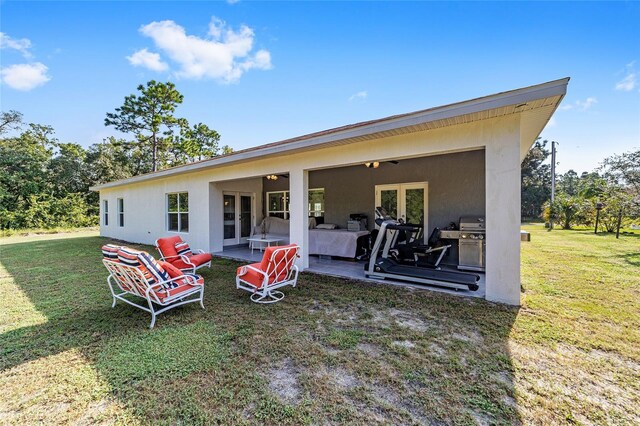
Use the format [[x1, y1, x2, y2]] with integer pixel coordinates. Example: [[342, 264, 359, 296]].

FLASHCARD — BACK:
[[91, 77, 569, 191]]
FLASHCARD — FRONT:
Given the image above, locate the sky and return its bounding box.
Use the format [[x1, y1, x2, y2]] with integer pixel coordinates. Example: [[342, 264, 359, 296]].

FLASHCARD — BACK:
[[1, 1, 639, 174]]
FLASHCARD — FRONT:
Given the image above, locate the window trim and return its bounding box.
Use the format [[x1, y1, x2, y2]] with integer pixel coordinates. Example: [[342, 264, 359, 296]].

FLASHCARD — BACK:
[[167, 192, 190, 233], [117, 198, 124, 227]]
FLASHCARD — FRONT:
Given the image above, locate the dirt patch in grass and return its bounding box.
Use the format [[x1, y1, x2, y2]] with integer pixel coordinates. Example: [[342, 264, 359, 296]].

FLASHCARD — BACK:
[[389, 308, 431, 332], [451, 330, 484, 344], [313, 365, 360, 391], [392, 340, 416, 349], [428, 342, 446, 357], [356, 343, 382, 357], [265, 358, 301, 404]]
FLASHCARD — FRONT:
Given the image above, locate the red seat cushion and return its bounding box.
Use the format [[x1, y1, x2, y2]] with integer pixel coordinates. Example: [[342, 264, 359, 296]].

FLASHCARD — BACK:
[[262, 244, 298, 282], [152, 273, 204, 303], [159, 260, 185, 279], [237, 244, 298, 289], [156, 236, 182, 259], [171, 252, 213, 270], [236, 262, 266, 288]]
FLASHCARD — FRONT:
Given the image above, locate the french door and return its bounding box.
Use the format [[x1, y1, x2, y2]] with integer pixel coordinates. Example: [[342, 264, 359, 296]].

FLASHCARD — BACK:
[[375, 182, 428, 243], [223, 192, 254, 246]]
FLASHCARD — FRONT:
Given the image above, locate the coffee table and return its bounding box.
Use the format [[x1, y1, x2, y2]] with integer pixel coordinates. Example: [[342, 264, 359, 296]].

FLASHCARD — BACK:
[[247, 237, 283, 254]]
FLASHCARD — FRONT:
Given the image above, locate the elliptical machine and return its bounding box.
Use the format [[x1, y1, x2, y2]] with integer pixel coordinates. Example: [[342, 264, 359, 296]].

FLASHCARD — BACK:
[[365, 207, 480, 291]]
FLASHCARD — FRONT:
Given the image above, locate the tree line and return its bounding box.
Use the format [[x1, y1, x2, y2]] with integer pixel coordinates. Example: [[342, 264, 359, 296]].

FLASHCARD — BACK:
[[521, 139, 639, 231], [0, 81, 230, 230], [1, 81, 637, 231]]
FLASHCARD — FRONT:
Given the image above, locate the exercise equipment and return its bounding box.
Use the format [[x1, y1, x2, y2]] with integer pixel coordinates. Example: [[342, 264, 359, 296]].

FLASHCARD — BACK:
[[365, 208, 480, 291]]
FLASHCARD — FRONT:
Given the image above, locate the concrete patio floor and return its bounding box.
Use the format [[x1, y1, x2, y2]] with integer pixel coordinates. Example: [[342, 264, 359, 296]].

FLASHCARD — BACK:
[[214, 245, 486, 299]]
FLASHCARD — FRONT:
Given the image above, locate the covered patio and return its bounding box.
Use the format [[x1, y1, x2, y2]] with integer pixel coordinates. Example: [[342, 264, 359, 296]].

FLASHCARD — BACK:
[[94, 78, 569, 306], [215, 245, 487, 298]]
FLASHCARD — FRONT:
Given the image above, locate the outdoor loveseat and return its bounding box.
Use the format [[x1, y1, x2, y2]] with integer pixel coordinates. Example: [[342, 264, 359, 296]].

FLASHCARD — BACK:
[[101, 244, 205, 328]]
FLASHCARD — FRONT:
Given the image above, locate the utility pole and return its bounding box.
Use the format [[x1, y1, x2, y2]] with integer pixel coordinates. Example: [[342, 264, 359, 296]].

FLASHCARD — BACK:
[[550, 141, 557, 230], [595, 202, 604, 234]]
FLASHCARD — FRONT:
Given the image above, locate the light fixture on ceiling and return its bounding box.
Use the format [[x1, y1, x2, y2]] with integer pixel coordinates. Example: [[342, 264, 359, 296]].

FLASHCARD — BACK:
[[364, 161, 380, 169], [266, 174, 279, 180]]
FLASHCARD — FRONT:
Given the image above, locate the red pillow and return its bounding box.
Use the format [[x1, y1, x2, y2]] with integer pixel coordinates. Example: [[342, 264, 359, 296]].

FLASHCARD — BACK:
[[159, 260, 184, 278]]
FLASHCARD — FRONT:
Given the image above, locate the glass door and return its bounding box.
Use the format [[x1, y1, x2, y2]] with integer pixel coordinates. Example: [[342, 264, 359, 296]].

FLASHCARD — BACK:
[[375, 182, 428, 243], [239, 194, 253, 244], [223, 194, 236, 245], [224, 192, 255, 246], [379, 186, 398, 219], [402, 183, 426, 226]]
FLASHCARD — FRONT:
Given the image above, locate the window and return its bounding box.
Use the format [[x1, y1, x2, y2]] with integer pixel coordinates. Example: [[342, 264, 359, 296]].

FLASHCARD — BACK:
[[167, 192, 189, 232], [266, 189, 324, 219], [308, 189, 325, 217], [117, 198, 124, 227], [267, 191, 289, 219], [103, 200, 109, 226]]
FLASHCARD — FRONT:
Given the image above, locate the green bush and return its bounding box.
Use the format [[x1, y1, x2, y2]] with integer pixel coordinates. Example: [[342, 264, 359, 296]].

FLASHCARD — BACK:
[[542, 195, 591, 229], [0, 193, 98, 230]]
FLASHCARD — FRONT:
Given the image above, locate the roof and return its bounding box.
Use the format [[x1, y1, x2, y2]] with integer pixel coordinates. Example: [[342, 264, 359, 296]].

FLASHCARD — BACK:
[[91, 77, 569, 191]]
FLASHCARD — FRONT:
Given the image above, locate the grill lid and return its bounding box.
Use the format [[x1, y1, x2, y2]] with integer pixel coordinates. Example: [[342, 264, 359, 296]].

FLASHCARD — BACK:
[[459, 216, 485, 232]]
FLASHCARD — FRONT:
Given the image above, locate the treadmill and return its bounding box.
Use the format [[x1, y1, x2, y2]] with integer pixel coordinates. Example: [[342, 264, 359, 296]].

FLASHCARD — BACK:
[[365, 208, 480, 292]]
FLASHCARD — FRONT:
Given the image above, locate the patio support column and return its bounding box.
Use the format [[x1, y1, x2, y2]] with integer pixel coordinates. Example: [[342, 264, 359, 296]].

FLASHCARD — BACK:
[[208, 183, 224, 253], [289, 167, 309, 269], [484, 115, 521, 306]]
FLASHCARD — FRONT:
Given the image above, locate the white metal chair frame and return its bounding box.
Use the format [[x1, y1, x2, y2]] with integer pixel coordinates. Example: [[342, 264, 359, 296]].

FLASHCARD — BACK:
[[154, 239, 212, 274], [236, 245, 300, 304], [103, 259, 205, 329]]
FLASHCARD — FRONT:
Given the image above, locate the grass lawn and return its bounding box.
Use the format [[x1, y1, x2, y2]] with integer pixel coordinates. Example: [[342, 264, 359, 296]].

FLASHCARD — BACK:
[[0, 225, 638, 425]]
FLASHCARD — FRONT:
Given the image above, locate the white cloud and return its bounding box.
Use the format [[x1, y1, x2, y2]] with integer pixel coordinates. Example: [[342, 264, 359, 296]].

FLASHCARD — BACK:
[[1, 62, 50, 91], [560, 97, 597, 111], [576, 97, 597, 110], [127, 48, 169, 72], [0, 32, 33, 58], [615, 73, 637, 91], [135, 17, 272, 83], [614, 61, 637, 92], [226, 0, 241, 4], [349, 91, 368, 101]]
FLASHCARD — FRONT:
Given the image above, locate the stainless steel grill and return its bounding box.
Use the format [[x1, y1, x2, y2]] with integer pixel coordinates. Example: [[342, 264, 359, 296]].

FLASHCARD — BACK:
[[458, 216, 485, 271], [459, 216, 486, 232]]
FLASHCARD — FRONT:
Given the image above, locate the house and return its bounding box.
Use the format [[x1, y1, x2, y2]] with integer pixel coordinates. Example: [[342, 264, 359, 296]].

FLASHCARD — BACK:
[[91, 78, 569, 306]]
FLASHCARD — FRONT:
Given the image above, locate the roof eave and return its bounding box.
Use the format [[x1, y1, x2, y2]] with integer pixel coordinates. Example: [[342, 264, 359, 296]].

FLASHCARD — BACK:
[[91, 77, 569, 191]]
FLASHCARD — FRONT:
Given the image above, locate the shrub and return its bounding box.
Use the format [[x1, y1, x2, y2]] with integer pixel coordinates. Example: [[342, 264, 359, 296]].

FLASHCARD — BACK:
[[0, 193, 98, 230]]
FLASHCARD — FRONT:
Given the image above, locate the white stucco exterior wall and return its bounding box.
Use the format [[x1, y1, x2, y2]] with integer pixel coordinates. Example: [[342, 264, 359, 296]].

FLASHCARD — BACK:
[[98, 115, 534, 306], [99, 173, 211, 251], [484, 115, 522, 305]]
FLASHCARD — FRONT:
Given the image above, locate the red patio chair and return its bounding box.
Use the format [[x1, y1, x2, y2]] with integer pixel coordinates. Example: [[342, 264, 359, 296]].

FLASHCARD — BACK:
[[101, 245, 205, 329], [236, 244, 300, 304], [155, 235, 213, 274]]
